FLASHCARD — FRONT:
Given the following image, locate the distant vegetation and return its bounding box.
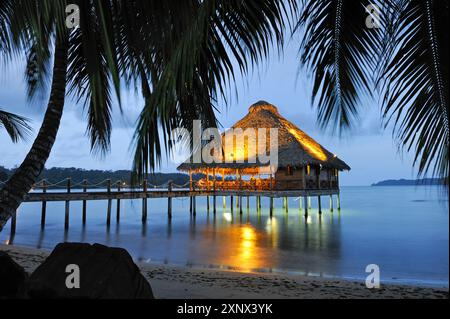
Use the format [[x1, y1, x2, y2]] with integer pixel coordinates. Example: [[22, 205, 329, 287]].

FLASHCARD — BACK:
[[0, 166, 200, 187], [372, 178, 446, 186]]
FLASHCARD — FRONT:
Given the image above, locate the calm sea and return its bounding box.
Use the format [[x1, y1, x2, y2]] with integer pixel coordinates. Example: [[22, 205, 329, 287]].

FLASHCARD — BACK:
[[1, 186, 448, 287]]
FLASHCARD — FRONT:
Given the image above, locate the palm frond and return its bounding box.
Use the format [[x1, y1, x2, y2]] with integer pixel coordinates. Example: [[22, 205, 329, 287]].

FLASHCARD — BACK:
[[296, 0, 382, 134], [380, 0, 449, 181], [132, 0, 295, 177], [0, 109, 32, 142]]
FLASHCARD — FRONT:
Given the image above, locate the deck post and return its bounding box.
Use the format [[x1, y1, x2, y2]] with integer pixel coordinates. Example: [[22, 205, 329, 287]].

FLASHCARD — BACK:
[[40, 180, 47, 229], [318, 196, 322, 214], [82, 180, 87, 224], [330, 195, 334, 212], [304, 196, 308, 217], [64, 178, 71, 230], [142, 179, 148, 222], [106, 179, 112, 226], [168, 181, 173, 219], [116, 181, 121, 222], [11, 210, 17, 235], [337, 193, 341, 210]]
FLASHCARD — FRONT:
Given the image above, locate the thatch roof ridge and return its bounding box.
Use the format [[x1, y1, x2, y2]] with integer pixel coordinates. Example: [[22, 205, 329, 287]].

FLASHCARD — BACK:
[[177, 101, 350, 172]]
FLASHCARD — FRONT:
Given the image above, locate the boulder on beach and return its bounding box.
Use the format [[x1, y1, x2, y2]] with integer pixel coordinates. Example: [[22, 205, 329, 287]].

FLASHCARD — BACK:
[[0, 251, 29, 298], [28, 243, 154, 299]]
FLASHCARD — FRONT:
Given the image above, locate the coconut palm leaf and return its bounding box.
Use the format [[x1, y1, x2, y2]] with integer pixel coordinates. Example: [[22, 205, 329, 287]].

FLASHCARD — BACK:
[[379, 0, 449, 182], [131, 0, 295, 177], [296, 0, 381, 134], [0, 109, 32, 142]]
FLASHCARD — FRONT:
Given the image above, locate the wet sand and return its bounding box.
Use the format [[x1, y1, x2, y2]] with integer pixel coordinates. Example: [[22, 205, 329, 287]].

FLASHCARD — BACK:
[[1, 244, 448, 299]]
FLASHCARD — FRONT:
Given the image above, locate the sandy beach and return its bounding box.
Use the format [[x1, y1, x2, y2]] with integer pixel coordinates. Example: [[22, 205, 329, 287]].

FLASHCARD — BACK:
[[1, 244, 448, 299]]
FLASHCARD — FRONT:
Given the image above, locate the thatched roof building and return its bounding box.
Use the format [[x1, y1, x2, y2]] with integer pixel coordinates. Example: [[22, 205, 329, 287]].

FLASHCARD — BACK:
[[178, 101, 350, 174]]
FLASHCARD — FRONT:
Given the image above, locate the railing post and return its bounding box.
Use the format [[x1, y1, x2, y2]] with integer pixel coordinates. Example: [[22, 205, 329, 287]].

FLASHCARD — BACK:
[[106, 179, 112, 226], [40, 180, 47, 229], [116, 180, 121, 222], [65, 178, 71, 230], [82, 180, 87, 225], [168, 181, 173, 219], [142, 179, 148, 222]]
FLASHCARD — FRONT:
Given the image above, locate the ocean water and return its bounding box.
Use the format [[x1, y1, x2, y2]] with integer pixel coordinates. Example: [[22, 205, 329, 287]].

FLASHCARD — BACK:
[[1, 186, 448, 287]]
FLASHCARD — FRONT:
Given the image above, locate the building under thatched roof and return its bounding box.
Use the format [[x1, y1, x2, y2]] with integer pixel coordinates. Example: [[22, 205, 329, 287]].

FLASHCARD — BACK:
[[178, 101, 350, 192]]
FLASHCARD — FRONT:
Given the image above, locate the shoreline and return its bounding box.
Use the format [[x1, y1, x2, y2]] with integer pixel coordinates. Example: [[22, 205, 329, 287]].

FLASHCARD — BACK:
[[1, 244, 448, 299]]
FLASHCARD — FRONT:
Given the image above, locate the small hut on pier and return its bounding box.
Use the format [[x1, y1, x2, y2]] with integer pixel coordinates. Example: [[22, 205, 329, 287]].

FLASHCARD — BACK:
[[177, 101, 350, 194]]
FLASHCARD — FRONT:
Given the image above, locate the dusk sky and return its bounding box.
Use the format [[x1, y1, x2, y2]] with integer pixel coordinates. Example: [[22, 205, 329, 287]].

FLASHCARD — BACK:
[[0, 41, 419, 186]]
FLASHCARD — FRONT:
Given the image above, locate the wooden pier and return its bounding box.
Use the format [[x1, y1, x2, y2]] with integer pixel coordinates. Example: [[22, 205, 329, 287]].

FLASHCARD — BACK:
[[7, 178, 341, 233]]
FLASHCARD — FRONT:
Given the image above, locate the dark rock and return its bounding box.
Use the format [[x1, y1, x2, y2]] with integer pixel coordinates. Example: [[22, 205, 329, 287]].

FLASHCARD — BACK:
[[0, 251, 28, 298], [28, 243, 154, 299]]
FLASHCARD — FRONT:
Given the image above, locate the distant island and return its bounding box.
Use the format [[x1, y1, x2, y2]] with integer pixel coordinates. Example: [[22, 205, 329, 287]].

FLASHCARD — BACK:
[[371, 178, 446, 186]]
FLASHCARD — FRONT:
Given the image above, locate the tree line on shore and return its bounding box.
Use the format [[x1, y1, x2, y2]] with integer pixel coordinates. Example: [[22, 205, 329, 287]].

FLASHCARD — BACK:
[[0, 166, 198, 187]]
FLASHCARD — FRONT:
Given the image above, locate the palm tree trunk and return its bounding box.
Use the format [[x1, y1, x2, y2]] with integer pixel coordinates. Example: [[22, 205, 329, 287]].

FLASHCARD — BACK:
[[0, 35, 68, 231]]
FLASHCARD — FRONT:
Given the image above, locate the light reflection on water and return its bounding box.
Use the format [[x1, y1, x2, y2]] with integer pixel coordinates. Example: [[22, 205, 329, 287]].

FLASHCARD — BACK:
[[1, 186, 448, 287]]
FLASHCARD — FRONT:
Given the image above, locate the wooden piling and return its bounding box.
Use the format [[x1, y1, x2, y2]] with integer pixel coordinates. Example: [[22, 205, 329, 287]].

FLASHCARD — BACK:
[[207, 196, 210, 212], [337, 194, 341, 210], [308, 196, 312, 209], [239, 197, 243, 215], [64, 178, 71, 230], [304, 196, 309, 217], [190, 196, 193, 214], [330, 195, 334, 212], [11, 210, 16, 235], [106, 179, 112, 226], [82, 180, 87, 225], [230, 196, 234, 213], [142, 179, 148, 222], [269, 197, 274, 217], [40, 180, 47, 229], [168, 181, 173, 219], [284, 197, 288, 213], [299, 197, 302, 210], [223, 196, 226, 208], [193, 196, 197, 216], [116, 181, 121, 222], [318, 196, 322, 214], [213, 196, 217, 214]]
